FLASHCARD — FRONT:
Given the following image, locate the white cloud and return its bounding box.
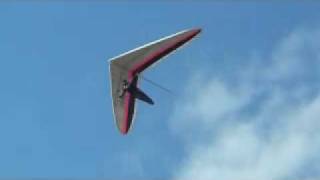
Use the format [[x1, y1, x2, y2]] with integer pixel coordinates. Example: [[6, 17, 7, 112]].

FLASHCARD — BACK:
[[170, 27, 320, 180]]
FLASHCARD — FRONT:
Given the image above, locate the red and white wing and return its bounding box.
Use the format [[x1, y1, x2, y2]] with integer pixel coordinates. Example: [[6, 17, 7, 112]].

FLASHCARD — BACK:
[[109, 28, 201, 134]]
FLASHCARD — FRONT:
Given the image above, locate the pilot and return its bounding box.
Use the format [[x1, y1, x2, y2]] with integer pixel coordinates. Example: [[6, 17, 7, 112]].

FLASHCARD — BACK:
[[123, 80, 129, 90], [119, 80, 129, 98]]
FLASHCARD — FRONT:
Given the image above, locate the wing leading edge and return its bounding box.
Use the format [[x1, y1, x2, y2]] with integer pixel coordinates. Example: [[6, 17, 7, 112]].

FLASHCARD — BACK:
[[109, 28, 201, 134]]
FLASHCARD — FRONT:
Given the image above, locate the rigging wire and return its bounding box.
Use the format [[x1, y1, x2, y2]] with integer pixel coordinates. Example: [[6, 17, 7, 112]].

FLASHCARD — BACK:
[[139, 76, 175, 97], [112, 63, 176, 97]]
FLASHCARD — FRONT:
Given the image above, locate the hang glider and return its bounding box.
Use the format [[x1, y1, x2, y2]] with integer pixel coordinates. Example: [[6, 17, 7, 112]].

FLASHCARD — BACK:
[[109, 28, 201, 134]]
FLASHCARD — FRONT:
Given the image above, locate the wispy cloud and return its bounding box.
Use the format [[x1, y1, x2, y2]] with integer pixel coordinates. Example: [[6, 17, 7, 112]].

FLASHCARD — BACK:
[[170, 26, 320, 180]]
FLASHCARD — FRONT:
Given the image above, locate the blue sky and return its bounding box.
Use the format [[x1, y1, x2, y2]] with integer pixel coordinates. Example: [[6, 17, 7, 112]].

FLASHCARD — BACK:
[[1, 2, 320, 179]]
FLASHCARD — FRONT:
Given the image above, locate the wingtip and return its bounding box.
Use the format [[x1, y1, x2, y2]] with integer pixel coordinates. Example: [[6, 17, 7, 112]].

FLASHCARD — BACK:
[[183, 28, 202, 39], [120, 127, 129, 135], [120, 131, 129, 135], [192, 28, 202, 35]]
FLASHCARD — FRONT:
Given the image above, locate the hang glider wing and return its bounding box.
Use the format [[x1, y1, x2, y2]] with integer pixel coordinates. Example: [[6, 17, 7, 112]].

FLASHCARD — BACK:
[[109, 28, 201, 134]]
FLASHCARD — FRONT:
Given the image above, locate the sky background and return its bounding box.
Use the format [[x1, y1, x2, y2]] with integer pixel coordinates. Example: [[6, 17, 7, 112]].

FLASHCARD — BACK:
[[1, 2, 320, 180]]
